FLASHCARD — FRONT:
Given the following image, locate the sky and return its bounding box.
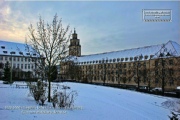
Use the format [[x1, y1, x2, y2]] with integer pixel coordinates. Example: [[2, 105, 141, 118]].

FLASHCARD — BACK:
[[0, 1, 179, 55]]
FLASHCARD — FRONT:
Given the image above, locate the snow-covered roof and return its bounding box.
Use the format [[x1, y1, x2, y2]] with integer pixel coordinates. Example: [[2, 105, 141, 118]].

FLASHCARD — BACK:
[[75, 41, 180, 65], [0, 40, 39, 57]]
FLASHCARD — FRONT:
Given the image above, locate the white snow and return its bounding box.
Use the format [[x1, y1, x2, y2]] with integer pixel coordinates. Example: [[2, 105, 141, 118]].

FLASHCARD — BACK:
[[0, 81, 179, 120], [0, 40, 38, 57], [74, 41, 180, 65]]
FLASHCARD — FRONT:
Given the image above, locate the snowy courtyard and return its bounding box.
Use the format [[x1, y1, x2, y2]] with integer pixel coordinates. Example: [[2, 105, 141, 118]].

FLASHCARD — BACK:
[[0, 81, 179, 120]]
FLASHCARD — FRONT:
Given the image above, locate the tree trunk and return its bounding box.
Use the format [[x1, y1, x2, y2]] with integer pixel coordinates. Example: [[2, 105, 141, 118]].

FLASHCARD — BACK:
[[161, 58, 165, 96], [48, 80, 51, 102], [137, 64, 140, 91]]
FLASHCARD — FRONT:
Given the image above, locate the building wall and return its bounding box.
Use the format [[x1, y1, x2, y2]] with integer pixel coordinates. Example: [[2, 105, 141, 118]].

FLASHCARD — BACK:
[[0, 40, 44, 80], [0, 55, 42, 79], [60, 56, 180, 91], [0, 55, 35, 71]]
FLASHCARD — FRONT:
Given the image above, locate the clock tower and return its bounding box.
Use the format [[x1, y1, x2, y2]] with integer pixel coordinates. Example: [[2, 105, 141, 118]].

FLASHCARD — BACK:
[[69, 28, 81, 57]]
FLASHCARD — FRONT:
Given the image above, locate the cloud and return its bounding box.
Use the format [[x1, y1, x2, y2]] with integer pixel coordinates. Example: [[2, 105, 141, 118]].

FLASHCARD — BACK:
[[0, 1, 72, 43], [0, 5, 11, 16], [0, 2, 47, 42], [0, 1, 29, 42]]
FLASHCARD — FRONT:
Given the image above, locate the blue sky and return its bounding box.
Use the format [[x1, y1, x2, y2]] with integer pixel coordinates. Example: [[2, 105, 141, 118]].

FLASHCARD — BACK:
[[0, 1, 179, 55]]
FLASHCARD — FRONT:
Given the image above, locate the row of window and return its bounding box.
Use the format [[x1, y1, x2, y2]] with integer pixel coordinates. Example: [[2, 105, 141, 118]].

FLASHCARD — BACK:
[[82, 69, 174, 76], [0, 56, 40, 62], [64, 63, 145, 71], [61, 72, 175, 86], [155, 59, 174, 66], [80, 62, 146, 70], [62, 67, 174, 77], [79, 59, 174, 70], [76, 55, 155, 65], [9, 63, 36, 70]]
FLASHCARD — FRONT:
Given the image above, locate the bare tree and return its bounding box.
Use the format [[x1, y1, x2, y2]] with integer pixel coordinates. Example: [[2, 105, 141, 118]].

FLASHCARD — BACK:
[[26, 14, 71, 102], [65, 61, 81, 80], [128, 55, 144, 91]]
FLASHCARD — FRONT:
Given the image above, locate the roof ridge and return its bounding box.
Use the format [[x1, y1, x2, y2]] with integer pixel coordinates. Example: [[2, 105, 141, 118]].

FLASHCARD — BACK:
[[0, 40, 25, 45], [81, 43, 163, 57], [168, 40, 180, 55]]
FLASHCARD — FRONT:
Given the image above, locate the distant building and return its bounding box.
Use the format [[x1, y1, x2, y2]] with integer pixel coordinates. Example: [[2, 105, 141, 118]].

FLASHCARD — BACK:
[[60, 31, 180, 91], [69, 29, 81, 57], [0, 40, 42, 80]]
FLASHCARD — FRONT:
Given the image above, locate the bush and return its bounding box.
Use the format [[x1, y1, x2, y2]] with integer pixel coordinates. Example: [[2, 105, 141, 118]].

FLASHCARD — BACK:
[[27, 81, 78, 108], [51, 85, 78, 109], [27, 80, 47, 105]]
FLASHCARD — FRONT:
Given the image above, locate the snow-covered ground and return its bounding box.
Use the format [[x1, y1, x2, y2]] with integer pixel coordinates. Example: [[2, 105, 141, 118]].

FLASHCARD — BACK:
[[0, 81, 179, 120]]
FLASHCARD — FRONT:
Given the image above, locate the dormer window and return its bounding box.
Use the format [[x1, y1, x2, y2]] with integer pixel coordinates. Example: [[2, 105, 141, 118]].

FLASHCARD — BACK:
[[130, 57, 133, 61], [113, 59, 116, 62], [150, 55, 154, 59], [139, 55, 143, 60], [19, 52, 23, 55], [26, 53, 30, 55], [144, 55, 148, 59], [10, 51, 16, 54], [33, 53, 36, 56], [1, 46, 5, 49], [3, 51, 7, 54], [121, 58, 124, 61], [134, 57, 137, 61], [125, 57, 128, 61], [117, 58, 120, 62], [166, 52, 171, 56], [102, 59, 105, 63], [159, 53, 164, 57]]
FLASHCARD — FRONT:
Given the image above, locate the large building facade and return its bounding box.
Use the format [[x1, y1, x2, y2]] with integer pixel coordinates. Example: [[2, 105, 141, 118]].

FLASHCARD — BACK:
[[0, 40, 42, 80], [60, 31, 180, 91]]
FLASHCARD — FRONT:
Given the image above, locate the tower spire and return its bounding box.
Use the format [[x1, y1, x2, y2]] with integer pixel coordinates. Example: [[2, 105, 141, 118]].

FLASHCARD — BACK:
[[74, 28, 76, 34], [72, 28, 77, 39]]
